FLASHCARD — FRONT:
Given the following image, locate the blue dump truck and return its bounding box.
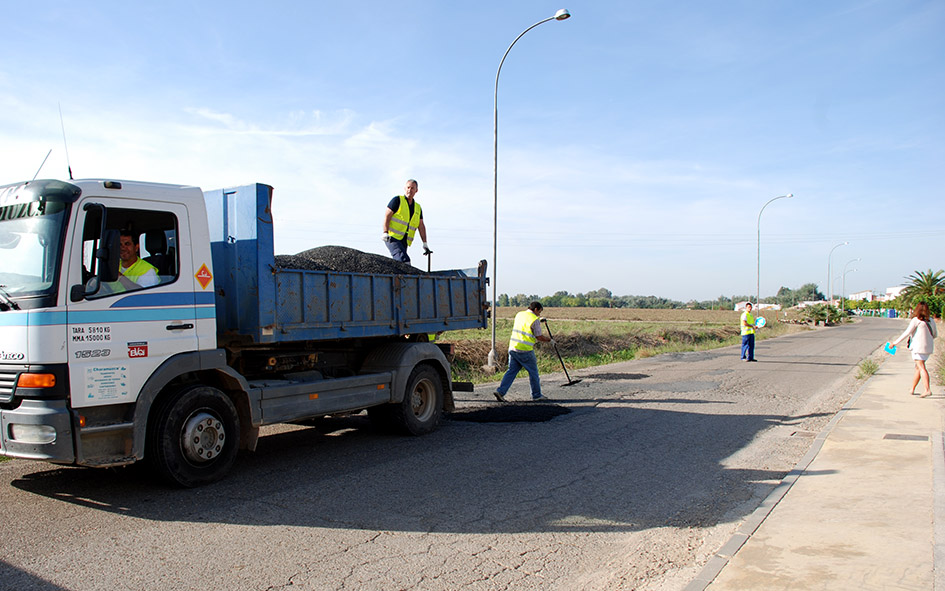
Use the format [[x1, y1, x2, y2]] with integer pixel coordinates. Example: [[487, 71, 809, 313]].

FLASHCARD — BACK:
[[0, 179, 487, 486]]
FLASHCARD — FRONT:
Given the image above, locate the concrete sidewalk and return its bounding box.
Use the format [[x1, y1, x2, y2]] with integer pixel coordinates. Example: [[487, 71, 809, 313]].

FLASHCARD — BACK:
[[688, 345, 944, 590]]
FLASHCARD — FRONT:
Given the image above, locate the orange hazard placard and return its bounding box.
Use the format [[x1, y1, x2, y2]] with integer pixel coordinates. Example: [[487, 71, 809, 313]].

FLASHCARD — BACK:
[[195, 264, 213, 289]]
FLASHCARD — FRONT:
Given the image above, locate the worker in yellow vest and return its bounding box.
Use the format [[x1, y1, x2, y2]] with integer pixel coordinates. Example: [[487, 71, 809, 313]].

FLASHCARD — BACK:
[[740, 302, 756, 362], [382, 179, 430, 265], [105, 229, 159, 293], [493, 302, 553, 402]]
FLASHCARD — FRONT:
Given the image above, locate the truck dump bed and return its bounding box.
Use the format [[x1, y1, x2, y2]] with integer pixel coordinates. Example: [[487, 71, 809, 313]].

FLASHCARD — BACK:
[[204, 184, 487, 344]]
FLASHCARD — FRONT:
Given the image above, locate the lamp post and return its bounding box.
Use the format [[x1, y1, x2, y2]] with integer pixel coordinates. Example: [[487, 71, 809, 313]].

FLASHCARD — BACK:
[[487, 8, 571, 371], [840, 258, 860, 315], [827, 241, 848, 303], [756, 193, 793, 307]]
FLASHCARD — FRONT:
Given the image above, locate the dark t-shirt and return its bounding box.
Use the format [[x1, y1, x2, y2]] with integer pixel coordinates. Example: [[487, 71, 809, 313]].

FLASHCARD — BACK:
[[386, 196, 422, 243]]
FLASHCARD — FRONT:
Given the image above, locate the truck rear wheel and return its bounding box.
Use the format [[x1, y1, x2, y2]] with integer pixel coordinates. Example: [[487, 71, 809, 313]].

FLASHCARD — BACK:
[[391, 364, 443, 435], [148, 385, 240, 487]]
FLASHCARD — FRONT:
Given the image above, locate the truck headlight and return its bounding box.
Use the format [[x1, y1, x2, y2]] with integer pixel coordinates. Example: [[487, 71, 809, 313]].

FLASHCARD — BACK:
[[9, 424, 57, 444]]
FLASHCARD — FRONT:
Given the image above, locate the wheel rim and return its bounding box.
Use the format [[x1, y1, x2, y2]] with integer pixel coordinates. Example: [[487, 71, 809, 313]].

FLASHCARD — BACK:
[[410, 378, 436, 422], [181, 411, 226, 464]]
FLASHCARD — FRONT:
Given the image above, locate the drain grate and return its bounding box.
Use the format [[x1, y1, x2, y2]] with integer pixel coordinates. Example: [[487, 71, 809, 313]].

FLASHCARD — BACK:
[[448, 404, 571, 423], [883, 433, 929, 441]]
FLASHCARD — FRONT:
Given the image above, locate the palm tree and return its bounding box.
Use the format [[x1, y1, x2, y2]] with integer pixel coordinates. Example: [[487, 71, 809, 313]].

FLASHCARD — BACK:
[[902, 269, 945, 302], [804, 303, 828, 326]]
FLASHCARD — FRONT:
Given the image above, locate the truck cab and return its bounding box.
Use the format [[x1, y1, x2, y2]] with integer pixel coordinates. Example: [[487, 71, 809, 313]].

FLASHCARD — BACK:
[[0, 179, 215, 469]]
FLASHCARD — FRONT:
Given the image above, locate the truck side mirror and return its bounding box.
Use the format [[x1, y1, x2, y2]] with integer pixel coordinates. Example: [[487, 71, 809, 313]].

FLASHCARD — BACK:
[[97, 229, 121, 283]]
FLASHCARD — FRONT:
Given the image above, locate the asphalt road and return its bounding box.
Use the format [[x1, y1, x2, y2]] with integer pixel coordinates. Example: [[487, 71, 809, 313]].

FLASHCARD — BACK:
[[0, 317, 905, 591]]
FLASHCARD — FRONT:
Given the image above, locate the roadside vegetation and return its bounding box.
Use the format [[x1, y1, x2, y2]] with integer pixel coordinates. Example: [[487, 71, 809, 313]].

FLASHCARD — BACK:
[[499, 284, 823, 311], [500, 268, 945, 321], [856, 358, 880, 379]]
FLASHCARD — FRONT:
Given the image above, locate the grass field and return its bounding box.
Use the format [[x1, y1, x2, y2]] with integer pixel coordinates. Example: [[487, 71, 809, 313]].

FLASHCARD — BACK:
[[445, 307, 807, 384]]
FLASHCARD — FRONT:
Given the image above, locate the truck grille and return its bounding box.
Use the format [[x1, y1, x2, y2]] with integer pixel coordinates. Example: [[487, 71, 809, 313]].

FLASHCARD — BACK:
[[0, 367, 20, 403]]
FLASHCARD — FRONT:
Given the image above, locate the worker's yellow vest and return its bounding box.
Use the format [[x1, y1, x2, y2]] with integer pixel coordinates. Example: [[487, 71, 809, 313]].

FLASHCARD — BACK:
[[387, 196, 422, 245], [510, 310, 540, 351], [121, 258, 158, 284], [741, 311, 755, 335]]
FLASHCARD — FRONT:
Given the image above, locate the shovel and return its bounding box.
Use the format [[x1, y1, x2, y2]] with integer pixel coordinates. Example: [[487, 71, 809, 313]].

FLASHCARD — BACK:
[[423, 247, 433, 272], [541, 318, 582, 386]]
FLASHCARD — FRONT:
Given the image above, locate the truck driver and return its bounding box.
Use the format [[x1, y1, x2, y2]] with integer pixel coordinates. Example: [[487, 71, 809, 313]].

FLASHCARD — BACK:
[[115, 229, 159, 290]]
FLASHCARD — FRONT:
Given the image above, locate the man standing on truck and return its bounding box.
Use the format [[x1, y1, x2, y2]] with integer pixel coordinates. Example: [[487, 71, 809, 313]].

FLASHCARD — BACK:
[[382, 179, 430, 265], [493, 302, 553, 402]]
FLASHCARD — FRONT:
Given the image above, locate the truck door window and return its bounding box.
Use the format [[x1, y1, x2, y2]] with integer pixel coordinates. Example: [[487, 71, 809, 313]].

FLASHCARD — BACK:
[[83, 207, 179, 298]]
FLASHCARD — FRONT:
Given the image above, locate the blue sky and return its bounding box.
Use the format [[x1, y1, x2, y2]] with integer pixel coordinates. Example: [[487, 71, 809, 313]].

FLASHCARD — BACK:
[[2, 1, 942, 302]]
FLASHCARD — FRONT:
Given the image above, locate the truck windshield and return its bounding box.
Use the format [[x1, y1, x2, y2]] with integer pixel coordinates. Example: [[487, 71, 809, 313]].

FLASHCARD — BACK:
[[0, 200, 70, 300]]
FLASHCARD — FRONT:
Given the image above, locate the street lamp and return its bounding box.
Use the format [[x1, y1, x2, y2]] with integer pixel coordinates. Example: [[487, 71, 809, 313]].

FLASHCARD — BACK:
[[487, 8, 571, 371], [827, 241, 848, 303], [840, 258, 860, 314], [756, 193, 793, 307]]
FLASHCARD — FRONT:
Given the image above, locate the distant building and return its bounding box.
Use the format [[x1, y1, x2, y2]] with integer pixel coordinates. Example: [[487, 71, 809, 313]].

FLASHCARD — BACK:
[[796, 300, 824, 309], [849, 290, 875, 302], [881, 285, 907, 301], [734, 301, 781, 311]]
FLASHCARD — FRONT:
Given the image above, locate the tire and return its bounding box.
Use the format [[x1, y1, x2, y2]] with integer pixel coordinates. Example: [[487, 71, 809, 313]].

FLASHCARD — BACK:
[[389, 365, 443, 436], [148, 385, 240, 487]]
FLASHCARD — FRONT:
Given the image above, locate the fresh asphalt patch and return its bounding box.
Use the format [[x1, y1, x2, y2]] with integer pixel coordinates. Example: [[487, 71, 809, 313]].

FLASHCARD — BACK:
[[582, 372, 649, 381], [447, 403, 572, 423]]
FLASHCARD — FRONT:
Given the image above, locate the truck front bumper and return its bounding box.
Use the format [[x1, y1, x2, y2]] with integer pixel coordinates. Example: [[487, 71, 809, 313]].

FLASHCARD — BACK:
[[0, 399, 75, 463]]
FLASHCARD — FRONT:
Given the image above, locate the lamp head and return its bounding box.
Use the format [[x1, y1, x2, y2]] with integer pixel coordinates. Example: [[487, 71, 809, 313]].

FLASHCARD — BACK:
[[554, 8, 571, 20]]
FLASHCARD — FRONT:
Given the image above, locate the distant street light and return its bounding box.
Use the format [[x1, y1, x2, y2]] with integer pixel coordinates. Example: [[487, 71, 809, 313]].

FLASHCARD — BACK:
[[827, 241, 848, 303], [840, 258, 860, 314], [756, 194, 793, 306], [487, 8, 571, 371]]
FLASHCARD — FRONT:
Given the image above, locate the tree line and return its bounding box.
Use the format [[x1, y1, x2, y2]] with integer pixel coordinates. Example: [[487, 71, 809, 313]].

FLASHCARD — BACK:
[[498, 283, 825, 311], [500, 270, 945, 318]]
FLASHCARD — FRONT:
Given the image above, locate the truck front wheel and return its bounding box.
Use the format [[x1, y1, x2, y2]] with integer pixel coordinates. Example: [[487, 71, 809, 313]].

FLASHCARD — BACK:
[[392, 365, 443, 436], [148, 385, 240, 487]]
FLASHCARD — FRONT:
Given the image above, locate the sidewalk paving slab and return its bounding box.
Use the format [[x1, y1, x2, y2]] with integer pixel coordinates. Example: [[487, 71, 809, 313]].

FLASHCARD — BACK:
[[687, 344, 944, 591]]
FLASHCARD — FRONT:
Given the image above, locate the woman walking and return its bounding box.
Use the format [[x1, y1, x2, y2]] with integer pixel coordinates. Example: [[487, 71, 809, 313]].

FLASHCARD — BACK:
[[891, 302, 939, 397]]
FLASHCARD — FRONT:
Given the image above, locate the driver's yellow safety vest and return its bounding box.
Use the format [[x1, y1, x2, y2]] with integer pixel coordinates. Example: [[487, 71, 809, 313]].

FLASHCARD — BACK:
[[121, 258, 158, 284]]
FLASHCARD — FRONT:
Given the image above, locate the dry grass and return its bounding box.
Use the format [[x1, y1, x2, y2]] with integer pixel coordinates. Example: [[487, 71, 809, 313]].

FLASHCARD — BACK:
[[493, 307, 742, 323]]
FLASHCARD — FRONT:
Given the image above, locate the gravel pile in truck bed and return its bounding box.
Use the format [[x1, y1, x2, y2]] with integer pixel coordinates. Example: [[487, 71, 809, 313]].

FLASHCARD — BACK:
[[274, 245, 426, 276]]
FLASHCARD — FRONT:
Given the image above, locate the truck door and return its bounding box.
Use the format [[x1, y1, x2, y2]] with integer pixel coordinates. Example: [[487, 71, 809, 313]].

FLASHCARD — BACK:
[[65, 201, 197, 409]]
